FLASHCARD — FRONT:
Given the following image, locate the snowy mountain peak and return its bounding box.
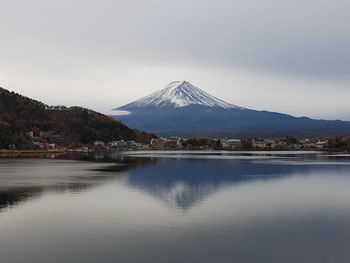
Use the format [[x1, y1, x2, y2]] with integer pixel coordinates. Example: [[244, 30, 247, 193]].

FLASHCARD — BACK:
[[117, 81, 241, 110]]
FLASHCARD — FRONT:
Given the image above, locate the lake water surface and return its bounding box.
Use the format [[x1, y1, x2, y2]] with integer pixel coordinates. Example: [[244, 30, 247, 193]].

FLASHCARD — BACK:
[[1, 151, 350, 263]]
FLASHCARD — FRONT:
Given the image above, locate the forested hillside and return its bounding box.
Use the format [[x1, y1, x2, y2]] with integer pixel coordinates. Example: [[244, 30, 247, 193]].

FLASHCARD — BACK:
[[0, 87, 155, 148]]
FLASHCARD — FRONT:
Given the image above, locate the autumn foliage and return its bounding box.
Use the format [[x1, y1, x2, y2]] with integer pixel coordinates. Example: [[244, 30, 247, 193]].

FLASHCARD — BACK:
[[0, 87, 155, 148]]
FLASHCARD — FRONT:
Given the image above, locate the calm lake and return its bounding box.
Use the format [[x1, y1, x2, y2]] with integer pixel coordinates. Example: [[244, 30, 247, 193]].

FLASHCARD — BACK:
[[1, 151, 350, 263]]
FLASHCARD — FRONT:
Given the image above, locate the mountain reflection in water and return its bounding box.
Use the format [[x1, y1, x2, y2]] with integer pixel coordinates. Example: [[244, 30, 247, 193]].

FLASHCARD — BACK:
[[1, 152, 350, 263], [118, 157, 350, 210], [1, 153, 350, 213]]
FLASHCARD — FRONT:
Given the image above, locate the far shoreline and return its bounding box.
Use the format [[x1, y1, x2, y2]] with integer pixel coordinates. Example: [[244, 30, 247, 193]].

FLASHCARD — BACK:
[[0, 149, 65, 157], [1, 149, 349, 159]]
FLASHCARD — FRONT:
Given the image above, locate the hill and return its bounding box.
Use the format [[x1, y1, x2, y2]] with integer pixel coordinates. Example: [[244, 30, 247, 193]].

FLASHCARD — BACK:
[[112, 81, 350, 138], [0, 87, 155, 148]]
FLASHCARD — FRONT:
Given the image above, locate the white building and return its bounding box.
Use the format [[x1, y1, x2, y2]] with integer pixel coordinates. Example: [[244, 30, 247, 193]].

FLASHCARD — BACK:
[[221, 139, 241, 150]]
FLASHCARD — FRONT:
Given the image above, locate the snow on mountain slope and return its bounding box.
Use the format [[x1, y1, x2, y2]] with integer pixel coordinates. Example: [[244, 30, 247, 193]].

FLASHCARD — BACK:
[[116, 81, 243, 110]]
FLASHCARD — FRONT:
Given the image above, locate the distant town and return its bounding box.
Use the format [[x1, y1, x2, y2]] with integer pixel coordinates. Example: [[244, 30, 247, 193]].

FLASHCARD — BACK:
[[3, 129, 350, 153]]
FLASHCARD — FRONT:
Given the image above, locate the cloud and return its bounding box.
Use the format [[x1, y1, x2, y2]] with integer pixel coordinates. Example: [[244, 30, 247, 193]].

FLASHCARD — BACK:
[[1, 0, 349, 78], [0, 0, 349, 119]]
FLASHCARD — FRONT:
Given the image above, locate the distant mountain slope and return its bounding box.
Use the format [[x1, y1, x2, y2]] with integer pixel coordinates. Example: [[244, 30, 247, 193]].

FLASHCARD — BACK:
[[0, 87, 154, 147], [112, 81, 350, 138]]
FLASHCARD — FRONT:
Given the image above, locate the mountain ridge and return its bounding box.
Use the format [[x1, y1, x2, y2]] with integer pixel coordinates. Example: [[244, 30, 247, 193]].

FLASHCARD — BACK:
[[0, 87, 154, 148], [112, 81, 350, 138]]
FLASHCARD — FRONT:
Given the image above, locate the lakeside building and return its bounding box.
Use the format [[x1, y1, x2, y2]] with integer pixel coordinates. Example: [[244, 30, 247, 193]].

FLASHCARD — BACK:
[[150, 137, 183, 149], [39, 131, 54, 139], [221, 139, 241, 150], [150, 138, 167, 149], [164, 137, 183, 149], [315, 140, 328, 149], [252, 139, 276, 149], [127, 141, 149, 150], [107, 140, 128, 151], [94, 141, 105, 147]]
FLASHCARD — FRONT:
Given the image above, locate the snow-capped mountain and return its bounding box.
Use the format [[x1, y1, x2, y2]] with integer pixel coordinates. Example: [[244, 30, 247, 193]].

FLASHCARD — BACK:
[[112, 81, 350, 138], [116, 81, 242, 111]]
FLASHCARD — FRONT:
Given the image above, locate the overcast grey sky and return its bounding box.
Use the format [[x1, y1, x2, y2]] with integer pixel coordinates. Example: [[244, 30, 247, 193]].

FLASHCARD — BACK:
[[1, 0, 349, 120]]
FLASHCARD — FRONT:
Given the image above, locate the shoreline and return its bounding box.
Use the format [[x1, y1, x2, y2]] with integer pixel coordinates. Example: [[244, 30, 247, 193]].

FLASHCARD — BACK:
[[0, 149, 65, 156], [0, 148, 349, 159]]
